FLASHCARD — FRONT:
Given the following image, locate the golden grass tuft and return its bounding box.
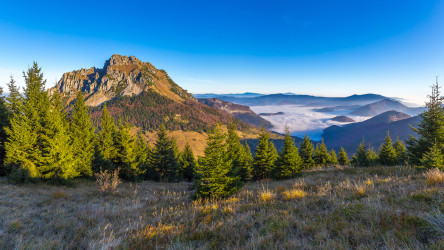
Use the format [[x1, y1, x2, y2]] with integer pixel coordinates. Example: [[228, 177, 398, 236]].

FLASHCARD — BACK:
[[354, 183, 368, 197], [424, 168, 443, 185], [258, 188, 275, 202], [282, 189, 307, 200]]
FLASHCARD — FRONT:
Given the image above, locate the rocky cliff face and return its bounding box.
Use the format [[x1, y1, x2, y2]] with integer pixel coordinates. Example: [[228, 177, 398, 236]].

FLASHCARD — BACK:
[[51, 54, 194, 106]]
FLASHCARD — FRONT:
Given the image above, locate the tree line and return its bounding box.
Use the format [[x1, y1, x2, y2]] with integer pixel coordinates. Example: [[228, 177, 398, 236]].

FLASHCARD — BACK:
[[0, 63, 442, 199]]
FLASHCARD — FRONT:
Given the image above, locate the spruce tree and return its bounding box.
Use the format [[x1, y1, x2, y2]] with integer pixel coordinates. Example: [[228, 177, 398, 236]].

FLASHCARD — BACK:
[[70, 92, 95, 177], [378, 131, 397, 166], [179, 143, 197, 182], [407, 80, 444, 165], [421, 141, 444, 170], [42, 91, 77, 179], [394, 138, 407, 165], [0, 85, 9, 173], [329, 149, 338, 165], [97, 105, 118, 170], [338, 147, 350, 165], [134, 135, 152, 179], [252, 127, 276, 180], [273, 128, 302, 179], [5, 63, 53, 178], [195, 124, 237, 199], [352, 139, 368, 167], [114, 122, 141, 179], [226, 123, 251, 184], [152, 124, 180, 182], [6, 76, 23, 116], [313, 139, 331, 166], [367, 147, 379, 166], [299, 135, 315, 169]]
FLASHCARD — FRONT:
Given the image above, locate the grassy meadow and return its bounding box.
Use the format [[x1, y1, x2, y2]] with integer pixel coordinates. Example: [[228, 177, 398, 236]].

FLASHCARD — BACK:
[[0, 166, 442, 249]]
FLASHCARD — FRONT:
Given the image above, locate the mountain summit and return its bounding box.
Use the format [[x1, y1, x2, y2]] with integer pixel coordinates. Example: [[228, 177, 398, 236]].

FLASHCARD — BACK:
[[52, 54, 193, 106]]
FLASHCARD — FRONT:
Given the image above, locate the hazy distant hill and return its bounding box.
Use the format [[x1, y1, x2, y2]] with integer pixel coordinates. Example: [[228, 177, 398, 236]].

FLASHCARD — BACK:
[[208, 93, 388, 107], [197, 98, 273, 129], [331, 116, 355, 123], [322, 111, 419, 153], [350, 99, 425, 117]]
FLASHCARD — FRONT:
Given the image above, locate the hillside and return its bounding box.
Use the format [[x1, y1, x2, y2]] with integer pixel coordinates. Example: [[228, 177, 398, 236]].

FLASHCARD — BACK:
[[48, 55, 274, 155], [350, 99, 425, 117], [322, 111, 419, 153], [1, 166, 441, 249], [197, 98, 272, 129], [331, 115, 355, 123]]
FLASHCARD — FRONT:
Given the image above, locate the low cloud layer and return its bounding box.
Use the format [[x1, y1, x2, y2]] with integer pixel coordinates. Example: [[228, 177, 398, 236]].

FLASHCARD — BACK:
[[250, 105, 368, 141]]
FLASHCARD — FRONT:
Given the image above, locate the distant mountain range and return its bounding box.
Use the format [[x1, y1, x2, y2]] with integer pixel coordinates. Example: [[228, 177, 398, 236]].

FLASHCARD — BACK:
[[322, 111, 420, 153], [196, 93, 390, 107], [350, 99, 425, 117]]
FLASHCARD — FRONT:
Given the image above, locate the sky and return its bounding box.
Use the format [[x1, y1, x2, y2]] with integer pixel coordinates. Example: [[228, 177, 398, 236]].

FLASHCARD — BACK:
[[1, 0, 444, 106]]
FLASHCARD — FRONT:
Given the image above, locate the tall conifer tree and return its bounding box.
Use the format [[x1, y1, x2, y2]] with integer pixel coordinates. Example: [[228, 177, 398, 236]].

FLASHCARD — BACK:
[[97, 105, 118, 170], [226, 123, 251, 184], [378, 131, 397, 166], [394, 138, 407, 165], [329, 149, 338, 165], [407, 80, 444, 165], [0, 85, 9, 172], [352, 139, 368, 167], [70, 92, 95, 177], [273, 128, 302, 179], [195, 124, 237, 198], [115, 122, 141, 179], [338, 147, 350, 165], [252, 127, 276, 180], [179, 143, 197, 182], [6, 76, 23, 116], [313, 139, 331, 166], [152, 124, 179, 181], [299, 135, 315, 169]]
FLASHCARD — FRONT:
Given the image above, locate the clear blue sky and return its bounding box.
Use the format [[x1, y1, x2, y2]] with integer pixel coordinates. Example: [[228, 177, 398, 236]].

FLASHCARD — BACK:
[[1, 0, 444, 105]]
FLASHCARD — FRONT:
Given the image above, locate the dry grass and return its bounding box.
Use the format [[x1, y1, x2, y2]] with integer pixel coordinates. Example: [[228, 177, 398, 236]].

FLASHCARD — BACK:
[[0, 166, 443, 249], [258, 187, 275, 202], [424, 168, 444, 185], [282, 189, 307, 200]]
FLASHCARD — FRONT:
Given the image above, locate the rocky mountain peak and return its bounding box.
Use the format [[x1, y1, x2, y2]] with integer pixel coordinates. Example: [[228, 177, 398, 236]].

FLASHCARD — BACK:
[[51, 54, 194, 106]]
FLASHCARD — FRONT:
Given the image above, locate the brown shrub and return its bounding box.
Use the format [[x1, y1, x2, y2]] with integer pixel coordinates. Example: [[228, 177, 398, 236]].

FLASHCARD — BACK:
[[95, 168, 122, 193]]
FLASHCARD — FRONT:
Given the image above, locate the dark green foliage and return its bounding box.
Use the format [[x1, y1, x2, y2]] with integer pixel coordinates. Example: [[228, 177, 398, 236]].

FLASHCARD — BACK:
[[329, 149, 338, 165], [114, 122, 143, 180], [152, 124, 180, 182], [43, 91, 76, 179], [313, 139, 331, 166], [96, 105, 118, 170], [0, 85, 9, 174], [195, 124, 238, 199], [367, 147, 379, 166], [394, 138, 407, 165], [5, 63, 78, 179], [70, 92, 95, 177], [338, 147, 350, 165], [352, 139, 369, 167], [273, 128, 302, 179], [378, 131, 397, 166], [252, 127, 277, 180], [420, 141, 444, 170], [407, 81, 444, 165], [226, 123, 252, 184], [5, 76, 23, 116], [299, 135, 315, 169], [179, 143, 197, 182]]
